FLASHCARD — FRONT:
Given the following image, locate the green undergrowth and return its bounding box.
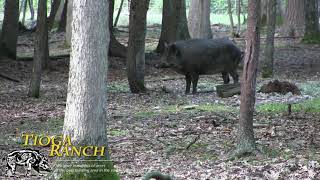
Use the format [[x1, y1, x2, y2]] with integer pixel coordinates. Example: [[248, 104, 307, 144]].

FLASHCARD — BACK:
[[257, 98, 320, 114], [107, 82, 130, 93], [135, 103, 235, 118]]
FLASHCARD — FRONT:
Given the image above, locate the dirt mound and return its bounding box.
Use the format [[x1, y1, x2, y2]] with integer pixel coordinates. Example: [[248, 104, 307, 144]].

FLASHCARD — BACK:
[[259, 80, 301, 95]]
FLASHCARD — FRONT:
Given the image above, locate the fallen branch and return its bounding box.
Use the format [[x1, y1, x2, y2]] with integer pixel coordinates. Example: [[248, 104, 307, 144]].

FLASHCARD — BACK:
[[0, 73, 20, 82], [186, 134, 200, 150]]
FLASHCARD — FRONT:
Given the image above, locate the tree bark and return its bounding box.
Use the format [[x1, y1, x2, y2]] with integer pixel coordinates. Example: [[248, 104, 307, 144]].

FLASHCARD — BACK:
[[260, 0, 268, 25], [109, 0, 127, 58], [65, 0, 72, 46], [54, 0, 65, 22], [47, 0, 61, 30], [227, 0, 235, 35], [188, 0, 212, 39], [235, 0, 261, 156], [28, 0, 35, 21], [0, 0, 19, 59], [262, 0, 276, 78], [156, 0, 190, 54], [283, 0, 305, 37], [57, 0, 67, 32], [64, 0, 109, 153], [303, 0, 320, 43], [21, 0, 27, 25], [28, 0, 48, 98], [127, 0, 150, 93], [237, 0, 241, 32]]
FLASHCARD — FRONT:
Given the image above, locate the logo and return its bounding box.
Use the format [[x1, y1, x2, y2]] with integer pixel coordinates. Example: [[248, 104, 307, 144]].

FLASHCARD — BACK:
[[2, 149, 51, 177]]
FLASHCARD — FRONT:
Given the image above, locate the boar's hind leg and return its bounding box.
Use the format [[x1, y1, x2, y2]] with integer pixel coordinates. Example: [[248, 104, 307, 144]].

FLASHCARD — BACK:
[[191, 74, 199, 94], [222, 72, 230, 84], [230, 70, 239, 84], [185, 74, 192, 94]]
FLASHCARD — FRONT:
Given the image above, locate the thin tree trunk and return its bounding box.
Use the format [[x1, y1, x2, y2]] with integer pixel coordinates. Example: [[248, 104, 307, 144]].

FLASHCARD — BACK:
[[262, 0, 276, 78], [65, 0, 72, 46], [28, 0, 48, 98], [28, 0, 34, 20], [227, 0, 235, 35], [58, 0, 67, 32], [303, 0, 320, 43], [260, 0, 268, 25], [109, 0, 127, 58], [235, 0, 261, 157], [114, 0, 125, 27], [54, 0, 65, 22], [237, 0, 241, 32], [188, 0, 212, 39], [21, 0, 27, 25], [156, 0, 190, 54], [0, 0, 19, 59], [127, 0, 150, 93], [48, 0, 61, 30], [283, 0, 305, 37]]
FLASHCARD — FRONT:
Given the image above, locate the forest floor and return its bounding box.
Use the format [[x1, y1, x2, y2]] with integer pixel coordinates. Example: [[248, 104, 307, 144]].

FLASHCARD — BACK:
[[0, 25, 320, 179]]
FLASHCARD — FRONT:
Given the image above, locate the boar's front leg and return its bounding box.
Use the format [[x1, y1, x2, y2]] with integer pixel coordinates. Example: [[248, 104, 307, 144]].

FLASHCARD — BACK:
[[230, 70, 239, 84], [222, 72, 230, 84], [191, 73, 199, 94], [185, 74, 192, 94]]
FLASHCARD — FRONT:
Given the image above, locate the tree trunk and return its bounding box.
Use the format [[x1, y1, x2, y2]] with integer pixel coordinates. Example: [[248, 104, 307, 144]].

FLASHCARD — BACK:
[[109, 0, 127, 58], [114, 0, 125, 28], [54, 0, 65, 22], [156, 0, 190, 54], [48, 0, 61, 30], [57, 0, 67, 32], [283, 0, 305, 37], [303, 0, 320, 43], [237, 0, 241, 32], [65, 0, 72, 46], [260, 0, 268, 25], [61, 0, 119, 178], [227, 0, 235, 35], [127, 0, 150, 93], [64, 0, 109, 149], [28, 0, 35, 21], [188, 0, 212, 39], [0, 0, 19, 59], [262, 0, 276, 78], [21, 0, 27, 25], [276, 0, 285, 24], [235, 0, 261, 157], [28, 0, 48, 98]]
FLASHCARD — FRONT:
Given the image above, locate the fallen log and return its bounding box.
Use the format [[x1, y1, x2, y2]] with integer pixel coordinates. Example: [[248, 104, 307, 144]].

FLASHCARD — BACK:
[[216, 83, 241, 98], [0, 73, 20, 82]]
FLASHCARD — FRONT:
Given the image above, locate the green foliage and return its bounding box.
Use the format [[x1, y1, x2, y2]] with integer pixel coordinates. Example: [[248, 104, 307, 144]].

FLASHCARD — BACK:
[[107, 82, 130, 93], [301, 33, 320, 44], [257, 98, 320, 114]]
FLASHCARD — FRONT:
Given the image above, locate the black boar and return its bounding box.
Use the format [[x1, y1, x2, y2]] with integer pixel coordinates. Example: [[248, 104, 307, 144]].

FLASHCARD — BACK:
[[162, 38, 243, 94]]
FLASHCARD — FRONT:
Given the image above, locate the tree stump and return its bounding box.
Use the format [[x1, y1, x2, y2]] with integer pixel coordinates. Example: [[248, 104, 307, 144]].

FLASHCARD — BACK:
[[216, 83, 241, 98]]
